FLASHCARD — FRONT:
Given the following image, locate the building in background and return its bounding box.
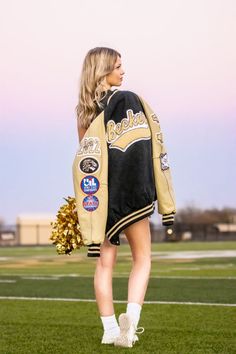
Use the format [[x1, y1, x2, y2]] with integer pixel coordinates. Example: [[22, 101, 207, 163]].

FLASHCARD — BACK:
[[16, 214, 55, 245], [0, 214, 236, 246], [0, 214, 54, 246]]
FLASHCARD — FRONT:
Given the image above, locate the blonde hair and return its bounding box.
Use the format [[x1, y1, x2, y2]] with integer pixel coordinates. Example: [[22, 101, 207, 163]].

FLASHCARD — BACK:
[[75, 47, 121, 130]]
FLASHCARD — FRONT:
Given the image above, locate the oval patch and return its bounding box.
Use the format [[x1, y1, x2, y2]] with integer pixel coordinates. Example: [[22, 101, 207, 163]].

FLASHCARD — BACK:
[[79, 157, 99, 174], [83, 195, 99, 212]]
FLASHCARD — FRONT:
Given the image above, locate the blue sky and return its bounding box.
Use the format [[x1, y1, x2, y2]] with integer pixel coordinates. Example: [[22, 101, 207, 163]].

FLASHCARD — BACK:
[[0, 0, 235, 225]]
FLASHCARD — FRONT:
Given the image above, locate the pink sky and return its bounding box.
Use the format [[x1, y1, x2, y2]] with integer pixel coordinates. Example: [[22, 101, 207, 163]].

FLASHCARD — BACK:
[[0, 0, 235, 223]]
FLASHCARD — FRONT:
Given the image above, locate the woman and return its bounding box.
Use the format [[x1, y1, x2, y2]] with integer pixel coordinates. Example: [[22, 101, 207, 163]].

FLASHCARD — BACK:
[[74, 47, 176, 348]]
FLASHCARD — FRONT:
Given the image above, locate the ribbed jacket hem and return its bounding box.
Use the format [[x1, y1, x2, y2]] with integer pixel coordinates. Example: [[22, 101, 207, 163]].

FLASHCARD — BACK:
[[86, 202, 156, 257], [162, 212, 175, 226], [107, 202, 155, 243], [87, 243, 101, 257]]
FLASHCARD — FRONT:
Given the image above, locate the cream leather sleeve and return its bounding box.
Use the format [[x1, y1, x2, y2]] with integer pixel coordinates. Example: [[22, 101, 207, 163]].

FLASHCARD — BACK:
[[138, 96, 177, 216], [72, 112, 108, 246]]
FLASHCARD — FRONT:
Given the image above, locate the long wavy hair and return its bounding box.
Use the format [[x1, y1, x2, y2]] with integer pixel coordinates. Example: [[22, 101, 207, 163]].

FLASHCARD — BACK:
[[75, 47, 121, 130]]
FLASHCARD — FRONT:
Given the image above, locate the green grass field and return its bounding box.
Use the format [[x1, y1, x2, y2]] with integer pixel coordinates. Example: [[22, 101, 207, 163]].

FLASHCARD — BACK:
[[0, 241, 236, 354]]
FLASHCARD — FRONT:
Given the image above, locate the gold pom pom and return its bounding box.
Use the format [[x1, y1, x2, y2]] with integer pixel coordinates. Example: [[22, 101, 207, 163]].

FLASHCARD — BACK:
[[49, 196, 84, 255]]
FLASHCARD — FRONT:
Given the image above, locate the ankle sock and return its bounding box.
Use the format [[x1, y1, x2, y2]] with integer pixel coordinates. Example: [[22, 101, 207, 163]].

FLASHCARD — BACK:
[[126, 302, 142, 328], [100, 314, 120, 335]]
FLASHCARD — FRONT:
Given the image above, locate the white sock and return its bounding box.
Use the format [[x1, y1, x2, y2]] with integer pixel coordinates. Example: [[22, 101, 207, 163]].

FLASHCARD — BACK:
[[100, 314, 119, 335], [126, 302, 142, 328]]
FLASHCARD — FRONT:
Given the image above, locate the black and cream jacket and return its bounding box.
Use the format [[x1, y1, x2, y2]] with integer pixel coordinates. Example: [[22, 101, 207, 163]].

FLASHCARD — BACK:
[[72, 89, 176, 257]]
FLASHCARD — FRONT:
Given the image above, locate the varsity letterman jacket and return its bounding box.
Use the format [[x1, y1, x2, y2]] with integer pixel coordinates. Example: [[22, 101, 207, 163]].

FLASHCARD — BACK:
[[72, 89, 176, 257]]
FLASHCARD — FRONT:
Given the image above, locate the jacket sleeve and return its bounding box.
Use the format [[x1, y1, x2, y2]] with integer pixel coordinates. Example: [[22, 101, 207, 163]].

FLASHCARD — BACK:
[[137, 95, 177, 225], [72, 111, 108, 254]]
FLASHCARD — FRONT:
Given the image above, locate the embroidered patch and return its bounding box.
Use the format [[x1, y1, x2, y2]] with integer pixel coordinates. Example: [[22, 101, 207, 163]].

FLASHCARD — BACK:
[[160, 153, 170, 170], [79, 157, 99, 174], [80, 175, 100, 194], [77, 137, 101, 156], [83, 195, 99, 211], [151, 113, 160, 124], [156, 132, 163, 144]]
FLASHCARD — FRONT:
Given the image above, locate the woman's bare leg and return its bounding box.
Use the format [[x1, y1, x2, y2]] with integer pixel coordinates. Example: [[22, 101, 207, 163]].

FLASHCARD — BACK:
[[114, 216, 151, 347], [94, 237, 118, 316], [123, 217, 152, 305]]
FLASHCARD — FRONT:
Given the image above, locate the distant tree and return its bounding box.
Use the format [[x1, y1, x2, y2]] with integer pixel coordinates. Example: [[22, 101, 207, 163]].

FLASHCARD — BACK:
[[175, 205, 236, 225]]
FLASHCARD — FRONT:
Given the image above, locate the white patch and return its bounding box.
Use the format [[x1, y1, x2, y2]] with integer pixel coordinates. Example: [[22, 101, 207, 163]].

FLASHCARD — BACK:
[[160, 152, 170, 170], [77, 137, 101, 156]]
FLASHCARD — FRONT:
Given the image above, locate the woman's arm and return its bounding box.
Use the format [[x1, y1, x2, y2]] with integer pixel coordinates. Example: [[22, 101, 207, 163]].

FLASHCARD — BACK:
[[77, 119, 87, 143]]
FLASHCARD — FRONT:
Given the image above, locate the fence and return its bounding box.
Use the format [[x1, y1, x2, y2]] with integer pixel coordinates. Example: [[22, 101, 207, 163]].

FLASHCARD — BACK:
[[1, 221, 236, 247]]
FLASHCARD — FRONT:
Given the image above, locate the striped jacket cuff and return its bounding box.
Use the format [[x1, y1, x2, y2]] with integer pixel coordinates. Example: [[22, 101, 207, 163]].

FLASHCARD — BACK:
[[87, 243, 101, 257], [162, 212, 175, 226]]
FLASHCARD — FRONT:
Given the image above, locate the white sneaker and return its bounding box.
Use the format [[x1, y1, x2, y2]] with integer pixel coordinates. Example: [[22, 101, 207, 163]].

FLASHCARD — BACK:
[[114, 313, 144, 348], [101, 329, 120, 344]]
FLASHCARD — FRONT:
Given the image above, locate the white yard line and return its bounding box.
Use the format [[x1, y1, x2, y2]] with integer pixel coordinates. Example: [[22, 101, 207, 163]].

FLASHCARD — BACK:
[[21, 276, 59, 280], [150, 250, 236, 259], [0, 258, 11, 261], [149, 276, 236, 279], [0, 274, 235, 280], [0, 296, 235, 307], [0, 280, 16, 283], [1, 250, 236, 261]]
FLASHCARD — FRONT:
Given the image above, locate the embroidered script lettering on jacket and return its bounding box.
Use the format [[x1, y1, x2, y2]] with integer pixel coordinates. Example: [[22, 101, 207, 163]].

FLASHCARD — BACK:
[[150, 112, 164, 144], [151, 112, 160, 124], [106, 109, 151, 152], [150, 111, 170, 169], [156, 132, 164, 144]]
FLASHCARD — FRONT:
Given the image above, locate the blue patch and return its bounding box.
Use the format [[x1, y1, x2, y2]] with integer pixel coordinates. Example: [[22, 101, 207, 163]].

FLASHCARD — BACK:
[[83, 195, 99, 212], [80, 175, 100, 194]]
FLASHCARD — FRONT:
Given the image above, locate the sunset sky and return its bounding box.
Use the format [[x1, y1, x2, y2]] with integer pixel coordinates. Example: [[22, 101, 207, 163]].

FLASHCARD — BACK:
[[0, 0, 235, 225]]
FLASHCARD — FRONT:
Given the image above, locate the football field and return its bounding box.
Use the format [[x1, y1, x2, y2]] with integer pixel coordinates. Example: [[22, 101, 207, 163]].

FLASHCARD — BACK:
[[0, 241, 236, 354]]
